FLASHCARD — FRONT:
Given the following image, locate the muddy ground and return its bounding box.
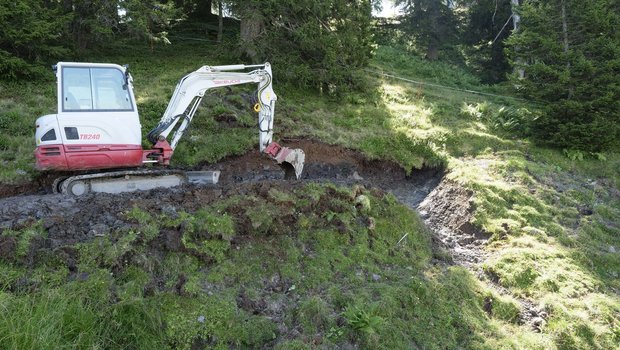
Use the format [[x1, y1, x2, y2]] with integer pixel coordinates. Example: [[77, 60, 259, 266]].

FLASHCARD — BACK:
[[0, 140, 486, 265], [1, 140, 553, 329]]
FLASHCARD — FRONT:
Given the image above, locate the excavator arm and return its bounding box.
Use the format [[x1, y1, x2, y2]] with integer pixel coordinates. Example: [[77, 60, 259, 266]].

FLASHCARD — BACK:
[[145, 62, 305, 179]]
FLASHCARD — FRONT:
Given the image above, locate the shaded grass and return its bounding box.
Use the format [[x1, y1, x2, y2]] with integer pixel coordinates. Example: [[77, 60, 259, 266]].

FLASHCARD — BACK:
[[0, 82, 56, 183], [0, 272, 166, 350], [0, 184, 543, 349]]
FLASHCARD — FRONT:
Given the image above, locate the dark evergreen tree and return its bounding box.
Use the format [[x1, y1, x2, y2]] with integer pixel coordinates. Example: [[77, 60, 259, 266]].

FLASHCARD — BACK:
[[0, 0, 70, 79], [119, 0, 183, 45], [461, 0, 513, 83], [506, 0, 620, 152], [395, 0, 460, 60], [229, 0, 376, 93], [0, 0, 182, 79], [67, 0, 182, 51], [68, 0, 120, 51]]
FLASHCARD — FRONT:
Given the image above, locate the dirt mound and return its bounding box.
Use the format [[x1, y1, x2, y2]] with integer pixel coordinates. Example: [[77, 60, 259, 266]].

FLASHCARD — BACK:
[[0, 140, 442, 248], [0, 172, 62, 198], [0, 140, 487, 268], [1, 140, 438, 198], [0, 140, 494, 266], [418, 180, 490, 267], [209, 139, 443, 208]]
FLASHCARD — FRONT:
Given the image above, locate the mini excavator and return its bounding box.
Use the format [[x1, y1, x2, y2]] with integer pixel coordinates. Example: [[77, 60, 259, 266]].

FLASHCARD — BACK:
[[34, 62, 305, 195]]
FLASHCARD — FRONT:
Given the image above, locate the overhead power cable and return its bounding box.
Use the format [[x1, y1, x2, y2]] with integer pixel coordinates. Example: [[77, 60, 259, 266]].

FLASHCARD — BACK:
[[492, 14, 514, 44], [167, 35, 220, 43], [365, 68, 540, 104]]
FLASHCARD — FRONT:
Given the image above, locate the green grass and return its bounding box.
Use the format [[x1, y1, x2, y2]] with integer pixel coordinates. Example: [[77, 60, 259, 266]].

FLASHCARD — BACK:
[[0, 184, 543, 349], [0, 270, 166, 349], [1, 39, 619, 349], [0, 82, 56, 183]]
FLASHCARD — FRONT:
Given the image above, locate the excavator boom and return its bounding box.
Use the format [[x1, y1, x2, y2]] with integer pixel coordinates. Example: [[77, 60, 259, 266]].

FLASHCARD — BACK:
[[144, 62, 304, 177]]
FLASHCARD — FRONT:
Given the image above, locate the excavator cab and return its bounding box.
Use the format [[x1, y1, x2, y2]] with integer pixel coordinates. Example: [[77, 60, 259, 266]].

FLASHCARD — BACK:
[[35, 63, 143, 171]]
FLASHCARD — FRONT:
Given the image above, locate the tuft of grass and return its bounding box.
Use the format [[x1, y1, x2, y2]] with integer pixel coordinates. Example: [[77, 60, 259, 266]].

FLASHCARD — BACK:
[[0, 221, 46, 259], [483, 292, 522, 324], [297, 296, 334, 334]]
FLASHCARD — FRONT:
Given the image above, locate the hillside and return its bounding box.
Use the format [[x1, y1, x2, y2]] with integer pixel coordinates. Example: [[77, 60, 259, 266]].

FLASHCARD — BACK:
[[0, 40, 619, 349]]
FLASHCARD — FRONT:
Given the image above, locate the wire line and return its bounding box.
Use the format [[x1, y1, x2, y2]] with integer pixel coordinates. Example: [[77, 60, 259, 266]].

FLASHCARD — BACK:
[[365, 68, 538, 104]]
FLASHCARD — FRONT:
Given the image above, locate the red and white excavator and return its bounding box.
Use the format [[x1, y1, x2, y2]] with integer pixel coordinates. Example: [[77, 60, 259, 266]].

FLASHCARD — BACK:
[[34, 62, 305, 195]]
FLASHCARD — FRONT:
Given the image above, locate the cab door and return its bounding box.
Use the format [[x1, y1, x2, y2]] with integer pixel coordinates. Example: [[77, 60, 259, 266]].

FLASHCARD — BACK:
[[55, 62, 144, 169]]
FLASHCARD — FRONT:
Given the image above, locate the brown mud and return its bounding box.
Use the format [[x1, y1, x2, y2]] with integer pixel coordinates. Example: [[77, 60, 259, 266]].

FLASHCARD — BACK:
[[418, 181, 490, 267], [0, 140, 489, 264], [2, 140, 555, 331]]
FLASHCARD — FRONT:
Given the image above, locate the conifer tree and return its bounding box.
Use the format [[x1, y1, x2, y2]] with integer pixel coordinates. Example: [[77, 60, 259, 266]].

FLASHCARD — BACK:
[[395, 0, 459, 60], [0, 0, 70, 78], [461, 0, 513, 83], [0, 0, 181, 79], [506, 0, 620, 152], [229, 0, 375, 93]]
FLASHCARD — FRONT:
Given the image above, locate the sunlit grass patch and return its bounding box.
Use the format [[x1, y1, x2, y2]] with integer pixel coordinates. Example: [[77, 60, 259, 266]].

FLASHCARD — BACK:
[[484, 236, 598, 296]]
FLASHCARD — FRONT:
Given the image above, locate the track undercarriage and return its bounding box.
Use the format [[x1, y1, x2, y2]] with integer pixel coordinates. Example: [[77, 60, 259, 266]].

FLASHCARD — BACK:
[[53, 169, 220, 196]]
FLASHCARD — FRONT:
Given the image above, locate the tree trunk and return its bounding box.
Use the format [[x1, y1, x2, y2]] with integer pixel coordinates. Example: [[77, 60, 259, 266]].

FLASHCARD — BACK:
[[511, 0, 520, 31], [561, 0, 574, 98], [217, 1, 223, 43], [511, 0, 525, 78], [426, 40, 439, 60], [195, 0, 213, 17], [426, 1, 440, 60], [561, 1, 569, 53], [240, 12, 263, 62], [62, 0, 72, 12]]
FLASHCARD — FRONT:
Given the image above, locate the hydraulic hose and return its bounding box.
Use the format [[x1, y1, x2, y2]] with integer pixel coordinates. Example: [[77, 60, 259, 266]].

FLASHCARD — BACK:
[[147, 114, 187, 144]]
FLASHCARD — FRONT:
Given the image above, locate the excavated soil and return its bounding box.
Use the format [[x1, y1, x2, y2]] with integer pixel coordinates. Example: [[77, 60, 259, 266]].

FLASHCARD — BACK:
[[418, 181, 490, 267], [0, 139, 486, 267], [0, 140, 553, 332]]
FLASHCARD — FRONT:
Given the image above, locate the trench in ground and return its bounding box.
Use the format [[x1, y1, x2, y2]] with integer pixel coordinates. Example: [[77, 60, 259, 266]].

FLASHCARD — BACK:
[[0, 140, 543, 327]]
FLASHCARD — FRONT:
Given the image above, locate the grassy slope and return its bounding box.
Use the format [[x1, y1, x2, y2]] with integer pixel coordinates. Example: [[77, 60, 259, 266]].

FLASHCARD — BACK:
[[367, 48, 620, 348], [0, 40, 619, 349], [370, 49, 620, 349], [1, 184, 521, 349]]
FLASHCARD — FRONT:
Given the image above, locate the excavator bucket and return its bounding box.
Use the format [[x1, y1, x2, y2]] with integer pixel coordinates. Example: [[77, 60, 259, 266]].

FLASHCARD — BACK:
[[279, 148, 305, 180], [264, 142, 305, 179]]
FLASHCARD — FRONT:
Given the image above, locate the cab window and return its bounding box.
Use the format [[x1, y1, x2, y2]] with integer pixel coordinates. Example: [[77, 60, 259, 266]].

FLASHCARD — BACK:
[[62, 67, 133, 111]]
